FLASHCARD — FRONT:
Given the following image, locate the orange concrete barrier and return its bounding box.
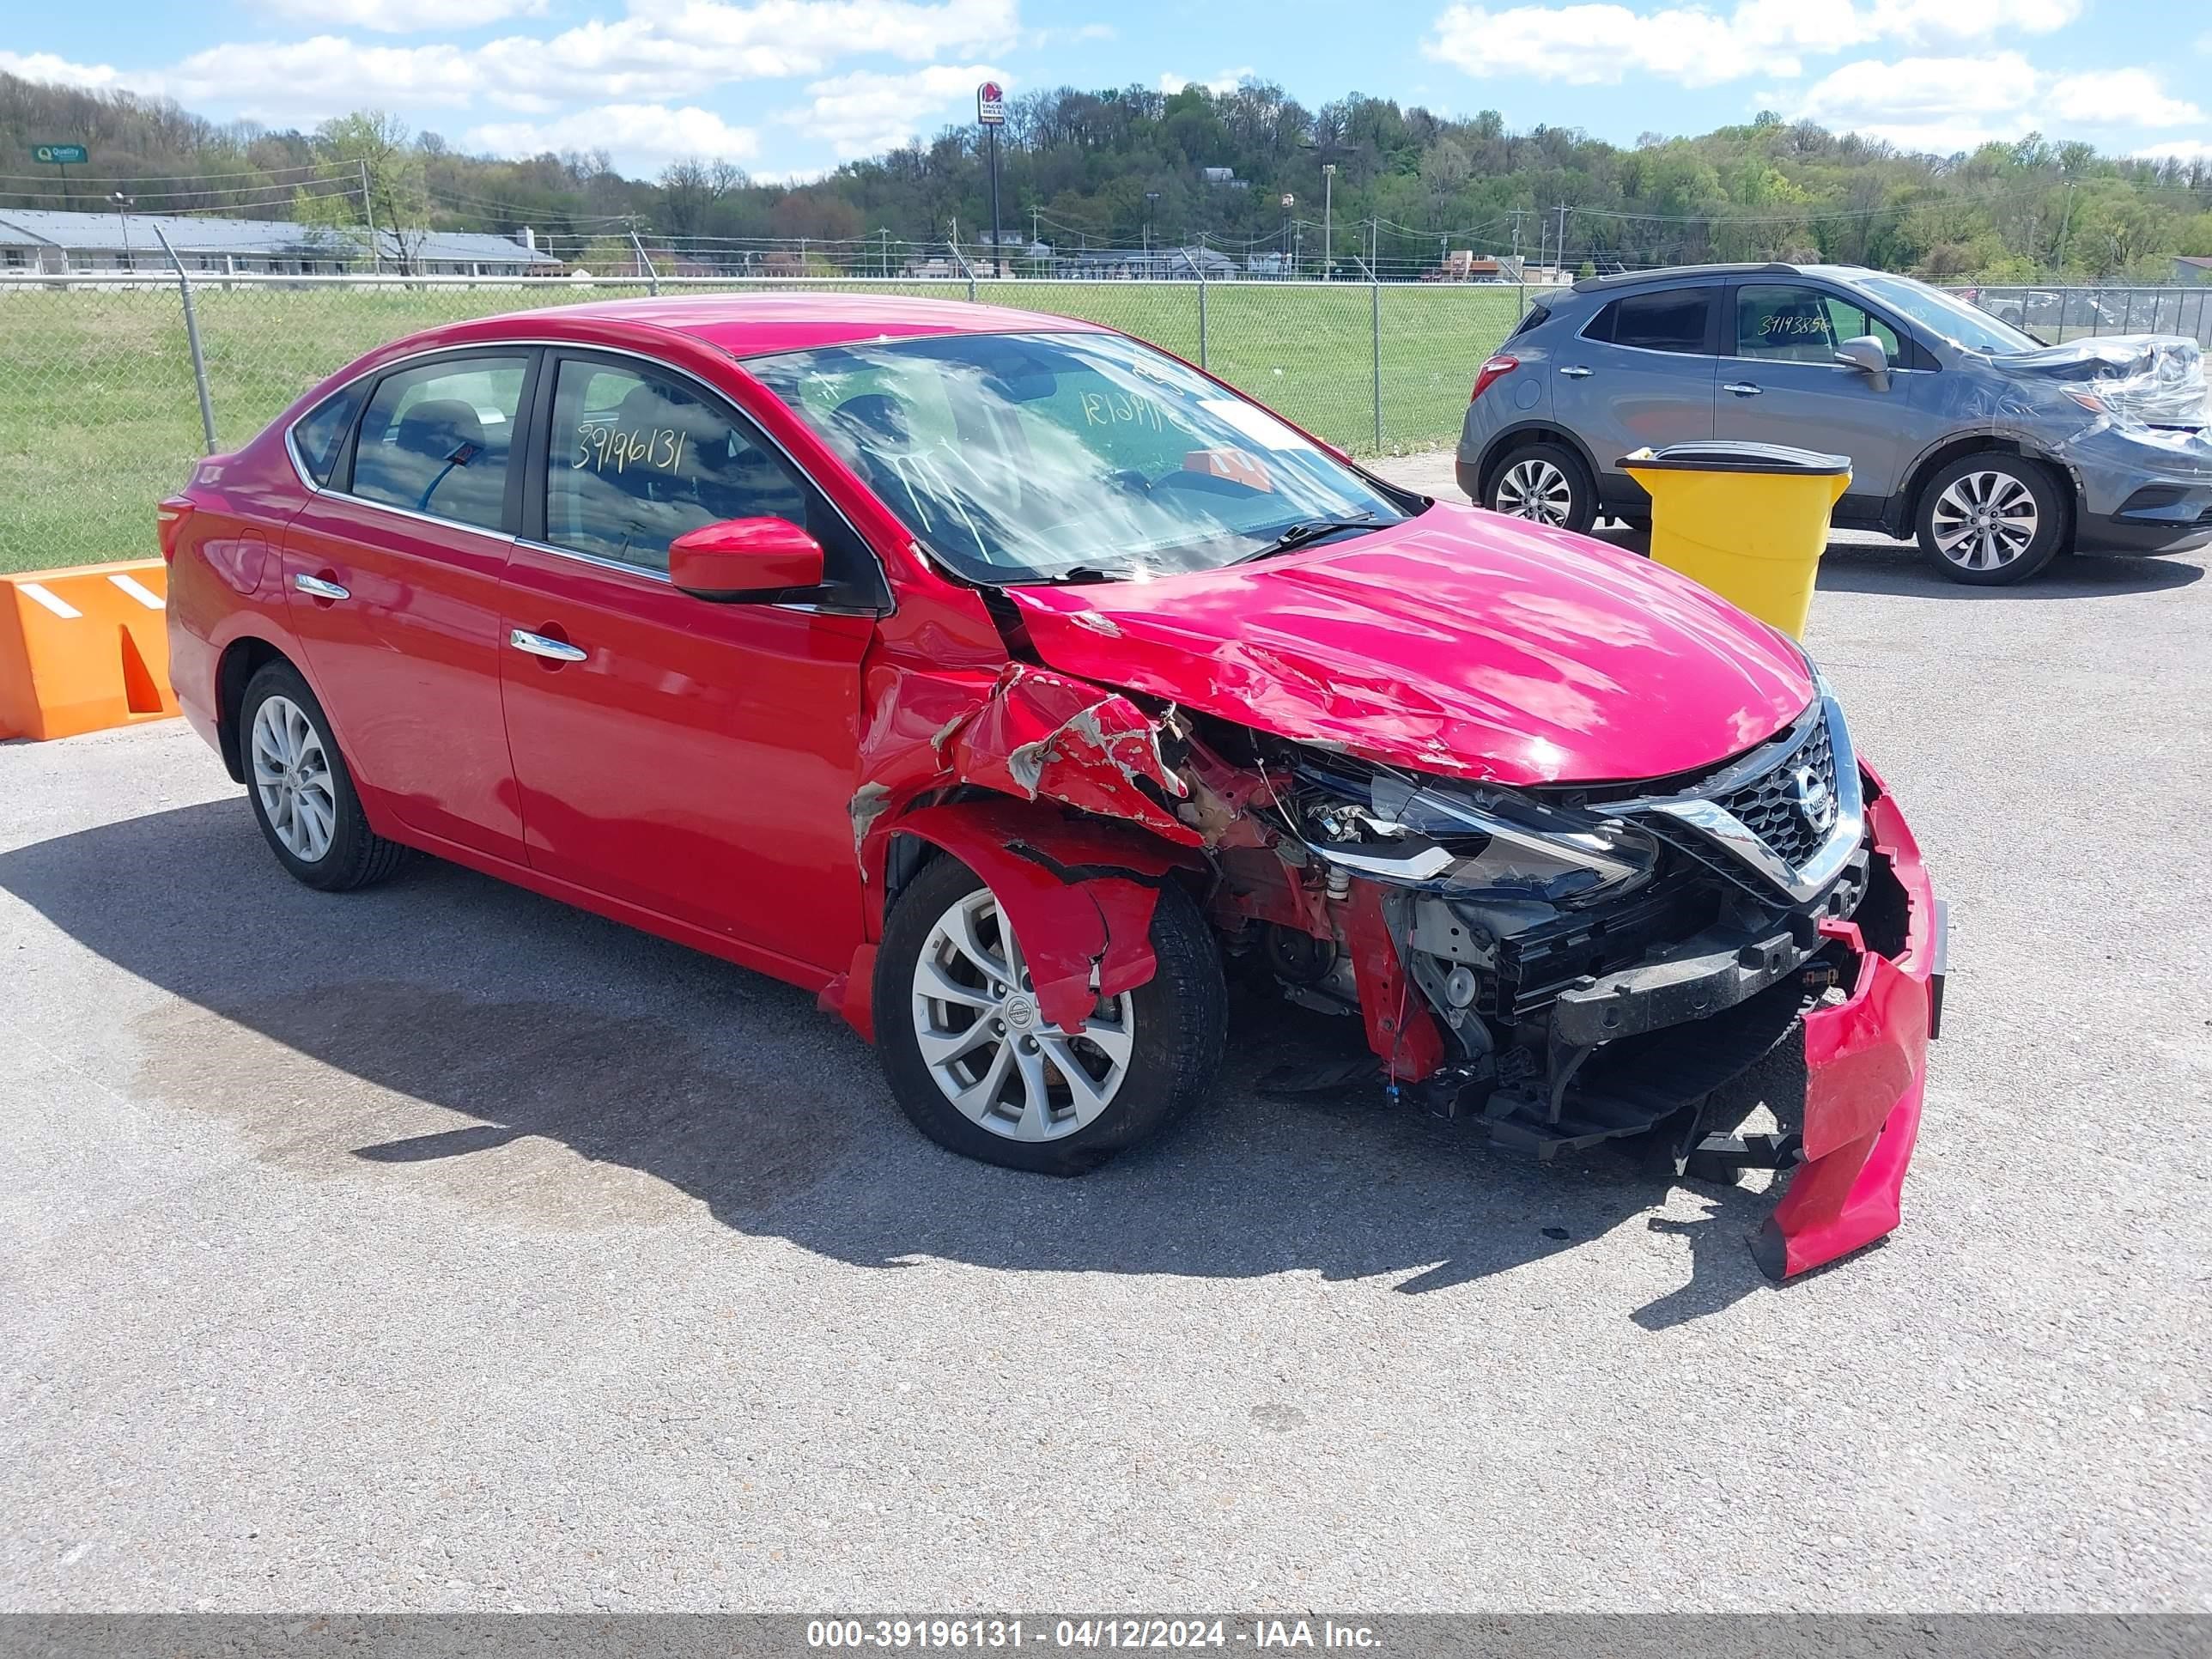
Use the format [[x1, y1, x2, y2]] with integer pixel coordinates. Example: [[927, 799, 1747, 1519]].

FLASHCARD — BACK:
[[0, 560, 179, 741]]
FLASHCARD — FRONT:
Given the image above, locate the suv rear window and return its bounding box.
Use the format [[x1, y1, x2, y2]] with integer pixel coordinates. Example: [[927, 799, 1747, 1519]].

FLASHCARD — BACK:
[[1583, 289, 1711, 354]]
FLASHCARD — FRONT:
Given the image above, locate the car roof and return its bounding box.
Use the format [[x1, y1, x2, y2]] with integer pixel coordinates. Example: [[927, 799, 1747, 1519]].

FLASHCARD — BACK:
[[471, 290, 1112, 357], [1569, 262, 1882, 295]]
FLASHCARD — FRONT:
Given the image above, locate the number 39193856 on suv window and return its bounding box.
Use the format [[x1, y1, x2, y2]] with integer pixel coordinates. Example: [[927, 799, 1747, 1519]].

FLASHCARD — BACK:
[[161, 294, 1947, 1281]]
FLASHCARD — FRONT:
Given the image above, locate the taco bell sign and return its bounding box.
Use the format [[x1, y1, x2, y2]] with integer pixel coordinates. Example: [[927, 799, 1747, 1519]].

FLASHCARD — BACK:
[[976, 82, 1006, 125]]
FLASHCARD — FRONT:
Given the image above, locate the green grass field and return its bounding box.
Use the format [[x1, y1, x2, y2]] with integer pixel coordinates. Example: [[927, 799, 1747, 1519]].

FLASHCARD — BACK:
[[0, 279, 1526, 574]]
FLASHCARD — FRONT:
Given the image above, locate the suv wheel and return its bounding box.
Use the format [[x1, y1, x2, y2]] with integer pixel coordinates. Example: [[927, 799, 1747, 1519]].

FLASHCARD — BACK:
[[873, 856, 1225, 1176], [1486, 441, 1597, 533], [1916, 453, 2068, 585]]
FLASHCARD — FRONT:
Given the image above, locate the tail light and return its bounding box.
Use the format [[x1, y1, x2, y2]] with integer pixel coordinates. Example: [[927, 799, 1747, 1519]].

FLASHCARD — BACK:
[[1471, 354, 1519, 403], [155, 496, 195, 565]]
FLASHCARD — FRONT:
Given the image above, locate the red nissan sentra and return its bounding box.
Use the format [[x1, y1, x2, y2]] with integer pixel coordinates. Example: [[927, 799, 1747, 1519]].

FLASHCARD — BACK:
[[161, 294, 1945, 1279]]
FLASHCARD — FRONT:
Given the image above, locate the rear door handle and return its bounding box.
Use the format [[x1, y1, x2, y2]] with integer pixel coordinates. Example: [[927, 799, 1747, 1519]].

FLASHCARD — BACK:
[[1724, 381, 1763, 397], [1559, 365, 1595, 379], [293, 574, 350, 601], [509, 629, 587, 664]]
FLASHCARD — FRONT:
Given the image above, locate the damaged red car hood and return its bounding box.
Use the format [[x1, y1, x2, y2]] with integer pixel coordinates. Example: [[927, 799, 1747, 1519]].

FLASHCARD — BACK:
[[1006, 505, 1815, 787]]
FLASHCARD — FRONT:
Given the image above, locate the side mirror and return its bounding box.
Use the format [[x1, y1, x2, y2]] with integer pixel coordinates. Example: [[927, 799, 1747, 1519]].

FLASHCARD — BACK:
[[1833, 335, 1892, 391], [668, 517, 824, 600]]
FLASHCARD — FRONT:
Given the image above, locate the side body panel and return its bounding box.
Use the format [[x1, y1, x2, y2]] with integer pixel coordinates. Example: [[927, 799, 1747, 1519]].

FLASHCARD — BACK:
[[279, 492, 524, 860]]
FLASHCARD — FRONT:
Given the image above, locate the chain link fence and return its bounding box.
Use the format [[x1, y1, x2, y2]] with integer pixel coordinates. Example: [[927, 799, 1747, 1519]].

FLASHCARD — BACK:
[[0, 270, 1534, 573], [1944, 284, 2212, 346]]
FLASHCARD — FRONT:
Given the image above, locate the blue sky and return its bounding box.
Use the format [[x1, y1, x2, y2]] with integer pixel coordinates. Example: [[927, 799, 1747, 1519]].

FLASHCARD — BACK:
[[5, 0, 2209, 181]]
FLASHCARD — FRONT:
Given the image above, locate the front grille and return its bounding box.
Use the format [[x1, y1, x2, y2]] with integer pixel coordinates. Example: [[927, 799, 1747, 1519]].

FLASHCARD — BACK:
[[1717, 716, 1835, 871]]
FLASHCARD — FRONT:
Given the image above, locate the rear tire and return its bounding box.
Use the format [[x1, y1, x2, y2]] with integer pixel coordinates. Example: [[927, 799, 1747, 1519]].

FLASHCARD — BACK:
[[1914, 453, 2068, 586], [873, 855, 1225, 1176], [1484, 441, 1598, 534], [240, 660, 411, 892]]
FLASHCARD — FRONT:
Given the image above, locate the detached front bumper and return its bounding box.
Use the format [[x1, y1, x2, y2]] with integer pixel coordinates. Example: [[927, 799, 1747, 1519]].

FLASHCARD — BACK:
[[1753, 775, 1942, 1279]]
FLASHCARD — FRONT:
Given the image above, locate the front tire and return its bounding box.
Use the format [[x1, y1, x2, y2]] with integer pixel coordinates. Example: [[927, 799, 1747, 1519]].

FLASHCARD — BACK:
[[1915, 453, 2068, 585], [873, 854, 1226, 1176], [1485, 440, 1597, 533], [240, 660, 410, 892]]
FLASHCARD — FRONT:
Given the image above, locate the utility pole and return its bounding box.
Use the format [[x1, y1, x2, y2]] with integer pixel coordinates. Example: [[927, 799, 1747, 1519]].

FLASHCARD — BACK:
[[1145, 191, 1160, 258], [1557, 204, 1569, 279], [1322, 162, 1336, 279], [359, 159, 379, 274]]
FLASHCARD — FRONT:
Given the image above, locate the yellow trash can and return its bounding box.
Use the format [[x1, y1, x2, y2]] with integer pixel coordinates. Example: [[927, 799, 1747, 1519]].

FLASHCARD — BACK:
[[1620, 441, 1850, 640]]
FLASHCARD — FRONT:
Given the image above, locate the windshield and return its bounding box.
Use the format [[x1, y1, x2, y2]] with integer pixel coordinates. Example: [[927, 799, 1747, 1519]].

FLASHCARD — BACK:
[[748, 330, 1410, 584], [1856, 276, 2042, 356]]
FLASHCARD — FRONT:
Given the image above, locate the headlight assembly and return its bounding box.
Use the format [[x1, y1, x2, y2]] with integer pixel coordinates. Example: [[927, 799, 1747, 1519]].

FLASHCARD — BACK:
[[1288, 754, 1659, 903]]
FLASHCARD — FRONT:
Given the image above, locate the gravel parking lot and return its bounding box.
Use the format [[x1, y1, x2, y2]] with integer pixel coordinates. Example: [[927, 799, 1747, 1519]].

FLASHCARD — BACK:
[[3, 462, 2207, 1613]]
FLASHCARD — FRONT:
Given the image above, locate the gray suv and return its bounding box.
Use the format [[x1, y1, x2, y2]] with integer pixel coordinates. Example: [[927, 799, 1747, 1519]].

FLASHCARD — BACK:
[[1456, 262, 2212, 584]]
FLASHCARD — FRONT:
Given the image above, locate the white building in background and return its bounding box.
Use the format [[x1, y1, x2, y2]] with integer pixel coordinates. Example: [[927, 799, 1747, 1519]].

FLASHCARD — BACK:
[[0, 208, 562, 276]]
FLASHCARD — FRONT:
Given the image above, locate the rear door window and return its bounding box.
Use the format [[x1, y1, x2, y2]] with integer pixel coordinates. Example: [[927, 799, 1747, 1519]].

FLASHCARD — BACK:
[[350, 355, 530, 532], [1583, 289, 1713, 354]]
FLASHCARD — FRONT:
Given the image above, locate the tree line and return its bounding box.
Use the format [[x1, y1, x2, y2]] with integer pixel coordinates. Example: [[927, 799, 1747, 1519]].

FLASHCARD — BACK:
[[4, 69, 2209, 280]]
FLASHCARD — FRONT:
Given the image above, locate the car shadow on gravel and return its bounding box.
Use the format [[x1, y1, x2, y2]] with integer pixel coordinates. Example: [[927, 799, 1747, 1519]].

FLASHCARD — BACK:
[[2, 799, 1783, 1327]]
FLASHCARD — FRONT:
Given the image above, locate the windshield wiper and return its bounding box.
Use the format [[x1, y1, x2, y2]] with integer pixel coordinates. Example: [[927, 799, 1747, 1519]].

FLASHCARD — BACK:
[[1231, 513, 1381, 565], [1006, 563, 1139, 586]]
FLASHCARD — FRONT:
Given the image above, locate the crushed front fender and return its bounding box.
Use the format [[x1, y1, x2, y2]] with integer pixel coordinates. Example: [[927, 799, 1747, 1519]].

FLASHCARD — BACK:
[[858, 798, 1201, 1036]]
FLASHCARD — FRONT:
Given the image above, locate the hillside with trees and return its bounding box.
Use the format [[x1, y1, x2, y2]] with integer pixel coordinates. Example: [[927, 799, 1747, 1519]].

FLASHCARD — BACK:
[[4, 68, 2209, 280]]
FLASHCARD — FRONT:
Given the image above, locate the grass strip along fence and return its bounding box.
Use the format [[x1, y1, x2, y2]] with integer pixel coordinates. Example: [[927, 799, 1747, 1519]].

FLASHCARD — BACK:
[[0, 277, 1530, 574]]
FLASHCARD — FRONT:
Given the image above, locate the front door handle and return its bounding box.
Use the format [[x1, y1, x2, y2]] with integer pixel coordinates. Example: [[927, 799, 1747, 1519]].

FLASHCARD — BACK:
[[1724, 381, 1763, 397], [510, 628, 587, 664], [293, 573, 350, 601], [1559, 365, 1595, 379]]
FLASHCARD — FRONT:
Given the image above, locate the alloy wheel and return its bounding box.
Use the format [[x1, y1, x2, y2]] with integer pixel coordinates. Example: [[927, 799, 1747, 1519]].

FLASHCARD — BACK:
[[909, 887, 1134, 1142], [1931, 470, 2039, 572], [250, 694, 337, 864], [1495, 458, 1574, 526]]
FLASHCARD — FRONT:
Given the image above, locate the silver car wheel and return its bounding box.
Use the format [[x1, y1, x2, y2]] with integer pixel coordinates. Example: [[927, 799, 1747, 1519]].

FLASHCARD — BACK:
[[910, 886, 1134, 1143], [1494, 458, 1575, 526], [1931, 470, 2039, 572], [250, 694, 337, 864]]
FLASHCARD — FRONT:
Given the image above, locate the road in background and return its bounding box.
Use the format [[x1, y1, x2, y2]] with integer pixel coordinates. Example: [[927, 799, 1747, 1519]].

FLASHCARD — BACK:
[[3, 491, 2207, 1610]]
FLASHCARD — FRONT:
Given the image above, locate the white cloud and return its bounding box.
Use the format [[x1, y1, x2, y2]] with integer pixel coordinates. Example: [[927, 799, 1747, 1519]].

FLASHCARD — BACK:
[[2045, 69, 2204, 129], [2136, 139, 2212, 163], [1426, 3, 1832, 87], [1857, 0, 2080, 42], [160, 37, 503, 117], [0, 50, 125, 88], [95, 0, 1021, 119], [1790, 52, 2039, 152], [254, 0, 548, 33], [1788, 53, 2203, 153], [1423, 0, 2078, 88], [467, 104, 761, 168], [1032, 21, 1115, 46], [1158, 67, 1254, 94], [785, 64, 1009, 158]]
